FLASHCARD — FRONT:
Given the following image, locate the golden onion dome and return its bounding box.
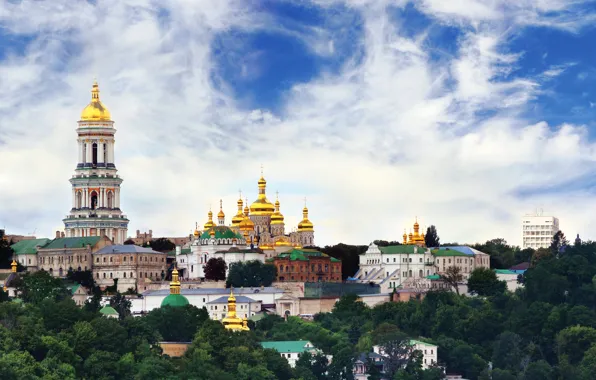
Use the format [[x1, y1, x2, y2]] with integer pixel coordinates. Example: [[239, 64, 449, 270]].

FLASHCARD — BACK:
[[80, 80, 112, 121], [275, 238, 292, 247], [193, 229, 200, 237], [250, 175, 275, 216], [204, 210, 215, 230], [270, 195, 285, 225], [297, 206, 314, 232], [231, 196, 244, 227], [217, 199, 225, 219]]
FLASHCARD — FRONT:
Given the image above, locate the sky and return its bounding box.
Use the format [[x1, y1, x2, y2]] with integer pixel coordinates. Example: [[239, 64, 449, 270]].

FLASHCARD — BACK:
[[1, 0, 596, 247]]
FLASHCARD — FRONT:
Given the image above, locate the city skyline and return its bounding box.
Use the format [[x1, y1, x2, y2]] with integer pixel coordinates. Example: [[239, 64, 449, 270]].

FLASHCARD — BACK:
[[2, 1, 596, 245]]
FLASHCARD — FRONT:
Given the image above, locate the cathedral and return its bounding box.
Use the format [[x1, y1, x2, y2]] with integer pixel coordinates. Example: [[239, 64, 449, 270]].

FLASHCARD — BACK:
[[177, 173, 316, 279], [62, 81, 129, 244]]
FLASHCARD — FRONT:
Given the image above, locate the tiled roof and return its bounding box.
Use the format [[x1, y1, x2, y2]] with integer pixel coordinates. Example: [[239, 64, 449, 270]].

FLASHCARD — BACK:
[[43, 237, 102, 250], [94, 245, 164, 255], [378, 245, 427, 254], [11, 238, 51, 255], [260, 340, 314, 353], [276, 248, 340, 262], [207, 295, 257, 304]]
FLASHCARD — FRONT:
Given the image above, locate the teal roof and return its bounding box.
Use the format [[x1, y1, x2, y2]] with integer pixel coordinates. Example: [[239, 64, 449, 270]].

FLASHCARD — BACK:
[[68, 284, 81, 295], [161, 294, 189, 308], [99, 305, 119, 315], [426, 274, 441, 280], [495, 269, 517, 275], [167, 248, 191, 257], [43, 237, 102, 250], [260, 341, 314, 353], [378, 245, 427, 254], [11, 238, 51, 255], [410, 339, 436, 347], [200, 226, 243, 240], [276, 249, 340, 262], [432, 249, 468, 257]]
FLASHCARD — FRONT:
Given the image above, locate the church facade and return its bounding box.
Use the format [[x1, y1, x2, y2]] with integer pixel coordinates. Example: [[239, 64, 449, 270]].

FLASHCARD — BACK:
[[62, 81, 129, 244]]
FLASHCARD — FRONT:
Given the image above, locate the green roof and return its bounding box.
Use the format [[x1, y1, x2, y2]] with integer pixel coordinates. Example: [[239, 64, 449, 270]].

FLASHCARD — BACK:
[[495, 269, 516, 275], [260, 341, 314, 353], [378, 245, 427, 254], [200, 226, 243, 240], [276, 249, 340, 262], [68, 284, 81, 295], [410, 339, 436, 347], [426, 274, 441, 280], [167, 248, 191, 257], [431, 249, 468, 257], [161, 294, 190, 308], [99, 305, 119, 315], [43, 237, 102, 250], [11, 238, 51, 255]]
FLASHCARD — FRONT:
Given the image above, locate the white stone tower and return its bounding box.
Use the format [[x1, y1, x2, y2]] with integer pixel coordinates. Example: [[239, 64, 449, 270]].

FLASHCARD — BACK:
[[62, 81, 129, 243]]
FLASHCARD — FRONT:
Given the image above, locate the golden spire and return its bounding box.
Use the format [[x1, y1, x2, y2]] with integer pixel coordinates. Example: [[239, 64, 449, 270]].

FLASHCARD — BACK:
[[193, 221, 200, 237], [239, 197, 255, 236], [403, 229, 407, 245], [11, 259, 17, 273], [250, 166, 275, 216], [270, 191, 285, 225], [217, 199, 225, 219], [297, 197, 314, 232], [232, 190, 244, 227], [222, 287, 250, 331], [80, 80, 112, 121], [203, 207, 215, 230], [170, 265, 181, 295]]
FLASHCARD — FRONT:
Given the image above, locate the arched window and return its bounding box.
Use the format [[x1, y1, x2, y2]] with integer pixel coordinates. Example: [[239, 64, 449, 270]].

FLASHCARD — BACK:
[[110, 272, 113, 278], [103, 273, 106, 278], [76, 191, 82, 209], [107, 192, 113, 209], [92, 143, 98, 165], [419, 269, 423, 277], [82, 144, 87, 163], [90, 191, 98, 210], [103, 143, 107, 163], [124, 272, 127, 278], [130, 272, 133, 278], [408, 270, 412, 277]]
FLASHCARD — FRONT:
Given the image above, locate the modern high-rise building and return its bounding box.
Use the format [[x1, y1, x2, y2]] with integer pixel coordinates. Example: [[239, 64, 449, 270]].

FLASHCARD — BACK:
[[521, 212, 559, 249], [62, 81, 129, 244]]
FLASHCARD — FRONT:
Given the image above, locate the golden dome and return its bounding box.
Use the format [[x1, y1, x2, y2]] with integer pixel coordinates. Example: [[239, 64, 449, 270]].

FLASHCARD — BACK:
[[297, 205, 314, 232], [217, 199, 225, 219], [250, 174, 275, 216], [231, 195, 245, 227], [239, 199, 255, 232], [402, 230, 407, 245], [204, 210, 215, 230], [80, 80, 112, 121], [193, 229, 200, 237], [270, 193, 285, 225], [275, 237, 292, 247]]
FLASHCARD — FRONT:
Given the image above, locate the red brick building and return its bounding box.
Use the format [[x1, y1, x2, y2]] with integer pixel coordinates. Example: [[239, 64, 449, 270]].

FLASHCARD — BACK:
[[272, 248, 342, 282]]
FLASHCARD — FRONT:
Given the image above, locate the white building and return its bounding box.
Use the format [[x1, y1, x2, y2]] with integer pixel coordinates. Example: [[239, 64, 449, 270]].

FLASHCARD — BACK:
[[207, 295, 261, 320], [130, 287, 284, 314], [63, 81, 129, 243], [354, 243, 436, 292], [373, 340, 438, 369], [522, 213, 559, 249], [260, 341, 319, 367]]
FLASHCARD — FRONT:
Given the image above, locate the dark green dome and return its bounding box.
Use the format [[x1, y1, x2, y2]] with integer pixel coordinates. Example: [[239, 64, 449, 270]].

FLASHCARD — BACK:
[[161, 294, 189, 308], [200, 225, 244, 240]]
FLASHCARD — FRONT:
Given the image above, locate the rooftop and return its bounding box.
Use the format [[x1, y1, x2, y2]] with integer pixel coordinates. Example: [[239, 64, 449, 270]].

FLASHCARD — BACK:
[[95, 245, 165, 255], [11, 238, 51, 255], [42, 236, 102, 250], [276, 248, 340, 262], [142, 287, 284, 297], [207, 295, 258, 304], [378, 245, 428, 254], [433, 246, 487, 256], [260, 340, 314, 353]]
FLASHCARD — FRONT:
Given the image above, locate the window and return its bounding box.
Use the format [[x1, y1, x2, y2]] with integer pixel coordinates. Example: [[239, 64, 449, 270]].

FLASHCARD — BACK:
[[123, 257, 127, 262], [110, 273, 113, 278], [124, 272, 127, 278]]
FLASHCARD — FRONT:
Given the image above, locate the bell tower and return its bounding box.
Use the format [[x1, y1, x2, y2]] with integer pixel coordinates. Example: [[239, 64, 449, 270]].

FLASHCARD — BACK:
[[62, 80, 129, 244]]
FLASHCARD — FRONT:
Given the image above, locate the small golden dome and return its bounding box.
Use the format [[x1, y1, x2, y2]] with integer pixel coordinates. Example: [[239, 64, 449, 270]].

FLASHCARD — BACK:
[[275, 238, 292, 247], [204, 210, 215, 230], [297, 205, 314, 232], [217, 199, 225, 219], [232, 195, 244, 227], [250, 173, 275, 216], [80, 80, 112, 121], [193, 229, 200, 237], [270, 193, 285, 225], [209, 228, 216, 237]]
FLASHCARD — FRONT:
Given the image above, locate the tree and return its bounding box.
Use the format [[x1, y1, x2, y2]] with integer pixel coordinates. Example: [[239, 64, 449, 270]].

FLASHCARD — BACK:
[[425, 226, 440, 247], [0, 238, 15, 269], [317, 243, 368, 280], [13, 270, 70, 303], [109, 292, 131, 320], [550, 231, 568, 256], [365, 356, 383, 380], [123, 239, 135, 245], [66, 269, 96, 290], [468, 268, 506, 296], [144, 304, 209, 342], [149, 238, 175, 253], [226, 261, 276, 288], [440, 266, 463, 295], [204, 258, 227, 281]]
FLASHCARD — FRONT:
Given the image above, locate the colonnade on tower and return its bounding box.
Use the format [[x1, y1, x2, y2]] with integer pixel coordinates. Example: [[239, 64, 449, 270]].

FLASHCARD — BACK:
[[62, 81, 129, 244]]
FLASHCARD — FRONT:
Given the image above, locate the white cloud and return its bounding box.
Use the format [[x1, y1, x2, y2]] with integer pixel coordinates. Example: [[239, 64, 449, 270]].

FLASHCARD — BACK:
[[1, 0, 596, 247]]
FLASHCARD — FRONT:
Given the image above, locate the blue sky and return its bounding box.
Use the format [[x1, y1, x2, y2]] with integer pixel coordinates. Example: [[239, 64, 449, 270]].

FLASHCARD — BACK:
[[2, 0, 596, 245]]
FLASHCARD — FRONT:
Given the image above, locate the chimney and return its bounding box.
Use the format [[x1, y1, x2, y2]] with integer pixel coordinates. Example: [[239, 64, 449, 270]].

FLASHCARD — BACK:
[[136, 229, 140, 237], [55, 231, 61, 239], [149, 229, 153, 237], [61, 231, 65, 238], [176, 246, 181, 256]]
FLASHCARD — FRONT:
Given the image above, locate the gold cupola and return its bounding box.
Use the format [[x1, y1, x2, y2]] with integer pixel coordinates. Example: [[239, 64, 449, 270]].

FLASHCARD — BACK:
[[11, 259, 17, 273], [270, 192, 285, 225], [231, 192, 245, 228], [250, 168, 275, 216], [239, 198, 255, 240], [402, 230, 407, 245], [193, 222, 200, 238], [80, 80, 112, 121], [222, 288, 250, 331], [203, 208, 215, 230], [297, 200, 314, 232], [217, 199, 225, 225]]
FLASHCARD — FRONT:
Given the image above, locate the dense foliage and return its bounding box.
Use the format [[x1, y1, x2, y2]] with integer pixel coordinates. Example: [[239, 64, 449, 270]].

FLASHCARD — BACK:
[[2, 238, 596, 379], [226, 260, 276, 288], [425, 226, 440, 248], [204, 258, 227, 281]]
